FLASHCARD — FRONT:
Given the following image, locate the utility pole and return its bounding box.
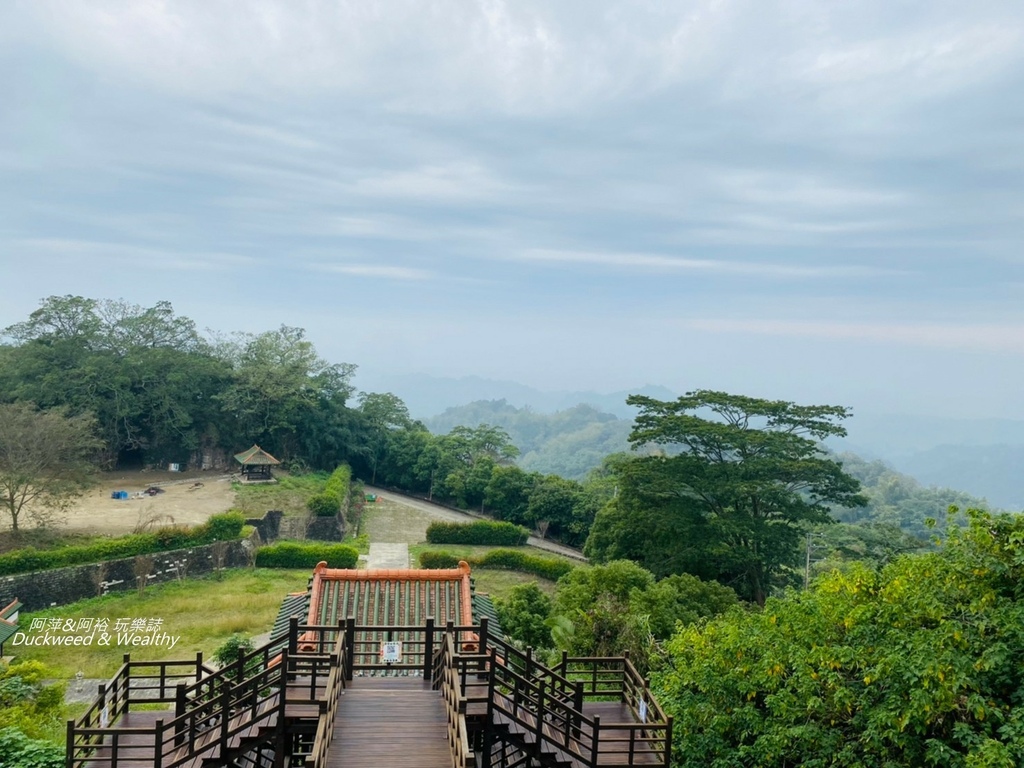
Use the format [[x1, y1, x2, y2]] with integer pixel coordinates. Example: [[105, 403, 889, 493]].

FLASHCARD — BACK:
[[805, 532, 824, 590], [805, 532, 812, 591]]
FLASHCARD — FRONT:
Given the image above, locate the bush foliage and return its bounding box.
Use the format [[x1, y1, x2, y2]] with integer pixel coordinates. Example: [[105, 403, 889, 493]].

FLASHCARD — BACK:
[[417, 548, 573, 581], [425, 520, 528, 546], [418, 551, 461, 569], [0, 512, 247, 577], [254, 541, 358, 569], [306, 465, 351, 517]]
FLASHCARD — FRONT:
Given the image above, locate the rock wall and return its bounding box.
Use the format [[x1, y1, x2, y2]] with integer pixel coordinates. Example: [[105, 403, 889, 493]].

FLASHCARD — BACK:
[[0, 538, 255, 612]]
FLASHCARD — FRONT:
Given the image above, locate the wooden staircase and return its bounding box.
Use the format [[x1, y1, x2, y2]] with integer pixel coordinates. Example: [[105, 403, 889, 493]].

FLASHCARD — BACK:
[[67, 619, 670, 768]]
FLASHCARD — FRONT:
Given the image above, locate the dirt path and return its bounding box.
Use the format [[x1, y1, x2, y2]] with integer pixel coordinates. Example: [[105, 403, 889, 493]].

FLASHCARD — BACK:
[[365, 487, 588, 561], [60, 470, 237, 535]]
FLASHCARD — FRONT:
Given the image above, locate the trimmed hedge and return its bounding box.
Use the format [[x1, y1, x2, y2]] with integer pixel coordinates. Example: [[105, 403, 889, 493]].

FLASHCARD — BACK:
[[476, 549, 574, 581], [426, 521, 528, 546], [324, 464, 351, 499], [254, 541, 359, 569], [307, 465, 351, 516], [307, 492, 341, 517], [0, 512, 247, 577], [417, 548, 574, 581], [418, 551, 461, 569]]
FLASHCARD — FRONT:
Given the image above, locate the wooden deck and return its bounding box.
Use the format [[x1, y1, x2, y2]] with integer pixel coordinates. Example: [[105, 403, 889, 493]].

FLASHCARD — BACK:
[[327, 677, 452, 768]]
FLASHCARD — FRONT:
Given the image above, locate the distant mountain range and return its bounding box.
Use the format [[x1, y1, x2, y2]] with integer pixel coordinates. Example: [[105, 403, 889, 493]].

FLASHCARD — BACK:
[[354, 372, 675, 420], [355, 373, 1024, 509]]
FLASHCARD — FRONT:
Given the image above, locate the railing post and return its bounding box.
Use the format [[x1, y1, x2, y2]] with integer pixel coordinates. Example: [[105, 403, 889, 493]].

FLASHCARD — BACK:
[[195, 651, 204, 683], [275, 649, 289, 768], [560, 650, 568, 676], [526, 646, 533, 680], [590, 716, 601, 767], [97, 683, 107, 726], [573, 682, 584, 740], [219, 678, 231, 755], [534, 679, 546, 759], [65, 719, 74, 768], [174, 683, 187, 747], [480, 649, 497, 768], [424, 617, 435, 681], [478, 616, 489, 652], [664, 716, 674, 768], [288, 616, 299, 655], [154, 719, 164, 768], [345, 617, 355, 680]]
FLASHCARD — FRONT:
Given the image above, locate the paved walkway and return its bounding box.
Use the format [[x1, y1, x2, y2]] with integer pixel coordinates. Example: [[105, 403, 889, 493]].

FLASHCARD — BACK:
[[367, 542, 410, 569], [366, 487, 588, 562]]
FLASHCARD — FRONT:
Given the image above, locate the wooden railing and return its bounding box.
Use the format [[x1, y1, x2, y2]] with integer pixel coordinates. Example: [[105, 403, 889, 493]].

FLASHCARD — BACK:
[[66, 619, 672, 768], [306, 626, 349, 768], [556, 655, 673, 768], [484, 646, 595, 767], [435, 633, 473, 768]]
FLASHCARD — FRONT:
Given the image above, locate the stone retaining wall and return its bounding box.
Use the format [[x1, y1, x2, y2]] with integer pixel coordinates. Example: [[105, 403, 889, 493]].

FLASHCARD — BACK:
[[0, 538, 255, 612]]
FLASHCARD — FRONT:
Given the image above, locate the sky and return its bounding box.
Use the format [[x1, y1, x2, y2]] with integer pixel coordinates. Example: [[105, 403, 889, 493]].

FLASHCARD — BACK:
[[1, 1, 1023, 421]]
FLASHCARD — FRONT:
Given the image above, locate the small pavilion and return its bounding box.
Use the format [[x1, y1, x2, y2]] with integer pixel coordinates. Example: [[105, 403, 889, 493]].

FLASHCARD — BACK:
[[234, 444, 281, 482]]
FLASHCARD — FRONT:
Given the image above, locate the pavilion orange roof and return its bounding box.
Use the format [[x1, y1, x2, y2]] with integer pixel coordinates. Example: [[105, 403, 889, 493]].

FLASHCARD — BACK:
[[306, 560, 475, 629]]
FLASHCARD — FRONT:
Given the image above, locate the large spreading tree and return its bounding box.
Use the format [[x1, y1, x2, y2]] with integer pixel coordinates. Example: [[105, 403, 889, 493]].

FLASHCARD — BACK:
[[585, 390, 866, 603], [0, 402, 101, 532]]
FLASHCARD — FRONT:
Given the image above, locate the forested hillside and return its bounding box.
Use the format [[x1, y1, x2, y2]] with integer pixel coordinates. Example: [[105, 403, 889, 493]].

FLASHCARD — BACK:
[[835, 452, 990, 539], [425, 400, 632, 479], [7, 295, 1024, 764]]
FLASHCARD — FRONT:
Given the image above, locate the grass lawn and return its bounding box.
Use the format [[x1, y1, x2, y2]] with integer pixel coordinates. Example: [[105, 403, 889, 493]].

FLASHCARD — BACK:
[[14, 569, 311, 680], [470, 569, 559, 599], [232, 472, 327, 517]]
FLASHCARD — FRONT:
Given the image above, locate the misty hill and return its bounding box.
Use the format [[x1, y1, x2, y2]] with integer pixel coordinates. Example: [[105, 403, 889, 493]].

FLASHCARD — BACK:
[[892, 444, 1024, 511], [834, 452, 992, 539], [423, 399, 633, 480], [363, 372, 1024, 510], [355, 372, 675, 420]]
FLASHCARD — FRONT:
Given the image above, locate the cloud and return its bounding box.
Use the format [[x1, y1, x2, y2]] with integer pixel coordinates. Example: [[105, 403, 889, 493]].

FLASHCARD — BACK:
[[311, 263, 433, 281], [687, 318, 1024, 354], [16, 238, 259, 271], [514, 249, 899, 279]]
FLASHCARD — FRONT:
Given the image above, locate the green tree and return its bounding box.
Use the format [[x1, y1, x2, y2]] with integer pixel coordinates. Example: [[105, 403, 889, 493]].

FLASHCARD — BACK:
[[656, 508, 1024, 768], [496, 582, 554, 650], [357, 392, 412, 483], [484, 465, 538, 524], [214, 326, 356, 461], [526, 475, 583, 542], [0, 403, 101, 532], [587, 391, 866, 604]]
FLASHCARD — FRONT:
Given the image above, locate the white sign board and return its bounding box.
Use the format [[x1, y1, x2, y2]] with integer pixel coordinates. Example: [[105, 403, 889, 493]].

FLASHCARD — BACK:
[[380, 640, 402, 663], [638, 699, 648, 723]]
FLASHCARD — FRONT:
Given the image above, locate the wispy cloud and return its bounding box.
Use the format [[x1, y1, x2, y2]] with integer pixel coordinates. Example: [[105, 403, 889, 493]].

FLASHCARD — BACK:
[[16, 238, 259, 271], [310, 263, 433, 281], [688, 318, 1024, 353], [514, 249, 900, 279]]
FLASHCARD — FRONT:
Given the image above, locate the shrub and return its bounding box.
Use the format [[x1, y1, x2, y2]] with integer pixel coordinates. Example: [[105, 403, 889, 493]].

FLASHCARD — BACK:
[[202, 512, 246, 541], [416, 548, 574, 581], [0, 515, 248, 577], [476, 549, 574, 581], [418, 551, 461, 569], [324, 464, 351, 499], [213, 634, 254, 667], [307, 492, 341, 517], [426, 521, 528, 546], [0, 726, 63, 768], [254, 541, 358, 569]]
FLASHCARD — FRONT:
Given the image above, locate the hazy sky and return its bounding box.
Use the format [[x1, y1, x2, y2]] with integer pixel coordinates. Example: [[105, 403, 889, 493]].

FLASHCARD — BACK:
[[2, 1, 1023, 420]]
